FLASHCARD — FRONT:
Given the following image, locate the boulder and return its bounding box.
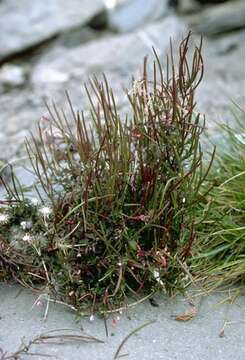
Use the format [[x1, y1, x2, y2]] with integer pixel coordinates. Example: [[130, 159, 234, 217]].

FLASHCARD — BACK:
[[0, 0, 105, 63], [105, 0, 170, 32], [31, 16, 185, 98], [175, 0, 201, 14], [194, 32, 245, 136], [190, 0, 245, 35], [196, 0, 229, 4]]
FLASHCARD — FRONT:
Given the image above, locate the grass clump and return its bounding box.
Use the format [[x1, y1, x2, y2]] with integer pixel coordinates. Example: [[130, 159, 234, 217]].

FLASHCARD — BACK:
[[195, 110, 245, 290], [0, 33, 214, 314]]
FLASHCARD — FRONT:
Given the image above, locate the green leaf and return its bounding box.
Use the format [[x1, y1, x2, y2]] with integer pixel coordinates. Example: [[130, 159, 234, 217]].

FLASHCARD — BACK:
[[129, 239, 137, 251]]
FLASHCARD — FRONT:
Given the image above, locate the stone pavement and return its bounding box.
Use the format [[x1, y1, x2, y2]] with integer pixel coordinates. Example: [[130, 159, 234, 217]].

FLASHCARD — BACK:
[[0, 283, 244, 360]]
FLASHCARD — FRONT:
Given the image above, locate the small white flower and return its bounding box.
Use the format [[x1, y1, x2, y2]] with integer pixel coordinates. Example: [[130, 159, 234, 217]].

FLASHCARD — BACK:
[[182, 197, 186, 204], [30, 198, 39, 206], [20, 221, 32, 230], [117, 262, 123, 267], [0, 213, 9, 224], [39, 206, 52, 218], [153, 269, 164, 286], [20, 221, 27, 230], [22, 233, 33, 243], [89, 314, 95, 322]]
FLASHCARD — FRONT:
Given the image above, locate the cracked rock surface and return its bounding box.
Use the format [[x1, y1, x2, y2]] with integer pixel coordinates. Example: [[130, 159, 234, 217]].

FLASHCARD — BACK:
[[0, 0, 244, 162]]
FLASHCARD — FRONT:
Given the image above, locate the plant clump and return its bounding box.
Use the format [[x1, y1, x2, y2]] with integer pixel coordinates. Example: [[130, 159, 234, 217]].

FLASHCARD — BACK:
[[0, 33, 214, 314]]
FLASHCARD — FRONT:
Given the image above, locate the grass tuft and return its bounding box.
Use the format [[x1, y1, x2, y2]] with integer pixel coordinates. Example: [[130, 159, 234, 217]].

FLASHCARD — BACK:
[[194, 109, 245, 290]]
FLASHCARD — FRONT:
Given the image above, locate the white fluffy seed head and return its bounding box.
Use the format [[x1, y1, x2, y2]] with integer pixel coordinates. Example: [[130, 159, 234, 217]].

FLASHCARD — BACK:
[[20, 221, 32, 230], [22, 233, 33, 243], [0, 213, 9, 224], [153, 269, 164, 286], [39, 206, 52, 218], [30, 198, 39, 206]]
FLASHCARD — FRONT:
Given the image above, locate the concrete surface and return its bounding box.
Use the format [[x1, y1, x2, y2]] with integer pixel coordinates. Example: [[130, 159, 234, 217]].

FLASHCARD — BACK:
[[0, 283, 244, 360]]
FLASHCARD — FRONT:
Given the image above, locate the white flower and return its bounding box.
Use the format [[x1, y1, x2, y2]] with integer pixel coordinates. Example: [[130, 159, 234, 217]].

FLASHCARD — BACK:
[[30, 198, 39, 206], [0, 213, 9, 224], [20, 221, 32, 230], [39, 206, 52, 218], [20, 221, 26, 230], [153, 269, 164, 286], [182, 197, 186, 204], [22, 233, 33, 243], [89, 315, 95, 322]]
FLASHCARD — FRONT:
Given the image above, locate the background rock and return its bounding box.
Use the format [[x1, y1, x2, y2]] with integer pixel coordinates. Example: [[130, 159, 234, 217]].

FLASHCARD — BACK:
[[190, 0, 245, 35], [31, 16, 184, 94], [106, 0, 170, 32], [196, 0, 229, 4], [0, 16, 185, 159], [0, 0, 105, 63], [0, 0, 245, 163], [176, 0, 201, 14]]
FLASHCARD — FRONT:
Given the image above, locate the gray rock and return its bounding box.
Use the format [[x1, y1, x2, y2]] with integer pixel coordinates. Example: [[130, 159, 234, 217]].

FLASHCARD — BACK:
[[207, 29, 245, 55], [0, 89, 44, 159], [29, 19, 245, 144], [0, 0, 105, 62], [0, 16, 185, 160], [196, 0, 229, 4], [0, 283, 245, 360], [0, 159, 34, 199], [190, 0, 245, 35], [31, 16, 184, 91], [176, 0, 201, 14], [106, 0, 170, 32], [1, 13, 245, 163], [0, 159, 12, 189], [194, 32, 245, 135], [14, 165, 37, 189]]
